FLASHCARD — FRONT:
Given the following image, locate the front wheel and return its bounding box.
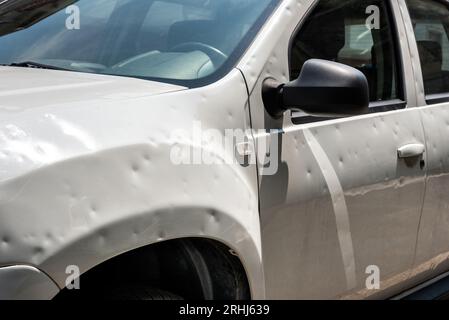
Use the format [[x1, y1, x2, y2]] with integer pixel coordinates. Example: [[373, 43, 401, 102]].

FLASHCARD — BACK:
[[102, 285, 183, 300]]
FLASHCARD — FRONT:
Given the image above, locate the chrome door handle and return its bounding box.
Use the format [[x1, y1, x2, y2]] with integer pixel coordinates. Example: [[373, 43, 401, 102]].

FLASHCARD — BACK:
[[397, 143, 425, 159]]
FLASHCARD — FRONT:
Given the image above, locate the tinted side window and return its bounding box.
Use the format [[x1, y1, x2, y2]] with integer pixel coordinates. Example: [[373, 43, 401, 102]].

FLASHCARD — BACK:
[[406, 0, 449, 97], [290, 0, 400, 103]]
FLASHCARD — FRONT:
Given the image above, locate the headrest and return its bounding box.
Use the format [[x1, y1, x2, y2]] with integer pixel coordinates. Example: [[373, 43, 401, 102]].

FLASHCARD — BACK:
[[301, 8, 346, 60], [417, 40, 443, 68]]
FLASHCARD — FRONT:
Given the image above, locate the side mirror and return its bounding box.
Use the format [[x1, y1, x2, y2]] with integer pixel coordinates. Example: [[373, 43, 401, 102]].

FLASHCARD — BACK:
[[263, 59, 369, 118]]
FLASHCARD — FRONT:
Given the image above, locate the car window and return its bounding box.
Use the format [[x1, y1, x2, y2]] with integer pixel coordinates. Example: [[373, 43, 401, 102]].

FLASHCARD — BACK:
[[290, 0, 401, 104], [405, 0, 449, 98], [0, 0, 278, 87]]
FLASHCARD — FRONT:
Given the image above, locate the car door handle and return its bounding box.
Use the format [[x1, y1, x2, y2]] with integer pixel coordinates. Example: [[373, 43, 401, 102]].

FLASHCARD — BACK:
[[397, 143, 425, 159]]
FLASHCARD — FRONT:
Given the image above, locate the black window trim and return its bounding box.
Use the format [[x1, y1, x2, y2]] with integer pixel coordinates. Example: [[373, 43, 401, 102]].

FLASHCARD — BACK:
[[426, 93, 449, 105], [288, 0, 407, 125], [291, 99, 407, 125]]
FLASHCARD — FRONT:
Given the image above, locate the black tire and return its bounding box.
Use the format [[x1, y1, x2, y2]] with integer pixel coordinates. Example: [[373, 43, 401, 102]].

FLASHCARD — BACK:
[[105, 285, 183, 300]]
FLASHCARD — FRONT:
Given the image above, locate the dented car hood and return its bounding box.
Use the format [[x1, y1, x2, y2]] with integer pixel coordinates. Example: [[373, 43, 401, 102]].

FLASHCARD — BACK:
[[0, 67, 186, 181], [0, 67, 185, 109]]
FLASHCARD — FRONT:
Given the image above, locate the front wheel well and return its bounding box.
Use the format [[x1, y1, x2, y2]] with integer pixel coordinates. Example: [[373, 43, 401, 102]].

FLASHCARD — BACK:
[[55, 238, 251, 300]]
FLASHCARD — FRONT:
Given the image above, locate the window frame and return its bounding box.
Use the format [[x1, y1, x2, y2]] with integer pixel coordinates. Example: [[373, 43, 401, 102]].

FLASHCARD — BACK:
[[287, 0, 407, 124]]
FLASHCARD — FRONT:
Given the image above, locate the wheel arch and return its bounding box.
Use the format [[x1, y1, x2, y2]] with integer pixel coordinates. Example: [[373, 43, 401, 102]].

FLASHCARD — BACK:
[[42, 206, 265, 299], [55, 236, 253, 300]]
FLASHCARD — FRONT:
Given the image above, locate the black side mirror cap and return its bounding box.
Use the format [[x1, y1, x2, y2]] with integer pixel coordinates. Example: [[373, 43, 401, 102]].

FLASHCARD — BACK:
[[263, 59, 370, 119]]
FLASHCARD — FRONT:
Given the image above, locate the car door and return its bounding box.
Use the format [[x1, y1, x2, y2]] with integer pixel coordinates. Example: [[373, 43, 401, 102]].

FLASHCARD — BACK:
[[401, 0, 449, 287], [246, 0, 427, 299]]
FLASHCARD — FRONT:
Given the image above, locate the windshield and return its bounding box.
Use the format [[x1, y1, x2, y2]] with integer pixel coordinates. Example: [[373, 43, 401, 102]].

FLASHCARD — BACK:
[[0, 0, 278, 86]]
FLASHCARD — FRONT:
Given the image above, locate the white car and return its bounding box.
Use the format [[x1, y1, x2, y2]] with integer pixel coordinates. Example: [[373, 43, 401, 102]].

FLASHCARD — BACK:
[[1, 0, 449, 300]]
